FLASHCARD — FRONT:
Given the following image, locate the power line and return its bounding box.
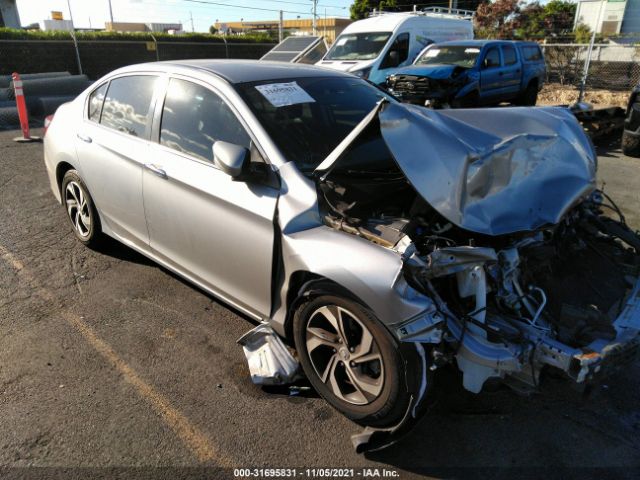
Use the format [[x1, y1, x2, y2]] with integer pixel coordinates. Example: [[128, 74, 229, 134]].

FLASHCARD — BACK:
[[179, 0, 311, 15]]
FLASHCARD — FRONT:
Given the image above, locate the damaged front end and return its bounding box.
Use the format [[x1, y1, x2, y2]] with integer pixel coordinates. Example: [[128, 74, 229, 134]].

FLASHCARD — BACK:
[[314, 100, 640, 398], [386, 66, 471, 108]]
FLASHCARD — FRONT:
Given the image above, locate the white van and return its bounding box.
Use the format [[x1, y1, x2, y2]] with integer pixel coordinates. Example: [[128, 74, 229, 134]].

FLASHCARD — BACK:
[[317, 9, 474, 85]]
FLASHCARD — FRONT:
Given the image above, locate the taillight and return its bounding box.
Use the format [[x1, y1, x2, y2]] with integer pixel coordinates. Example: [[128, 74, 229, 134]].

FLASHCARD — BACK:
[[43, 114, 54, 136]]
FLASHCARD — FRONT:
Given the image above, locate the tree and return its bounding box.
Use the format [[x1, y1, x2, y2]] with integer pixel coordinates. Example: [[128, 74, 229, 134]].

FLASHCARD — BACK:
[[350, 0, 482, 20], [350, 0, 395, 20], [475, 0, 576, 40], [209, 25, 218, 35], [543, 0, 576, 35], [474, 0, 520, 39], [573, 23, 591, 43]]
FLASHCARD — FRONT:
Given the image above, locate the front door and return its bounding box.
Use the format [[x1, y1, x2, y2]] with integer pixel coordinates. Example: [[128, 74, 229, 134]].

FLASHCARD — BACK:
[[142, 77, 278, 318]]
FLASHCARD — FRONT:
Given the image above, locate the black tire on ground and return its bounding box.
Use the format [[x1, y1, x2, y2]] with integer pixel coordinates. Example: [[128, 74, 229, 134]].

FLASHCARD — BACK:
[[622, 130, 640, 158], [293, 295, 418, 428], [516, 82, 538, 106], [61, 170, 103, 247], [453, 90, 479, 108]]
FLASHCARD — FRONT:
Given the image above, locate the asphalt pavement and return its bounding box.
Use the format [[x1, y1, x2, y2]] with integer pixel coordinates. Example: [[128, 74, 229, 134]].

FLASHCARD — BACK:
[[1, 128, 639, 479]]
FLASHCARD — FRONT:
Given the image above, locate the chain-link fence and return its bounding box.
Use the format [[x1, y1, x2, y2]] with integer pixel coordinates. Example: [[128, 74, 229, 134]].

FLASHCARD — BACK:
[[540, 43, 640, 105]]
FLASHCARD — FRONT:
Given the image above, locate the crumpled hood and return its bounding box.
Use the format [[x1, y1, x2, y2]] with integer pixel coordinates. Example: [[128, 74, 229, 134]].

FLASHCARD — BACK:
[[378, 103, 597, 236], [391, 63, 463, 80]]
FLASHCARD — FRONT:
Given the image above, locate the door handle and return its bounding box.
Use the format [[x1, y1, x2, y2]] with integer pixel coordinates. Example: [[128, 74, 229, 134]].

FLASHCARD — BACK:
[[77, 133, 92, 143], [144, 163, 168, 179]]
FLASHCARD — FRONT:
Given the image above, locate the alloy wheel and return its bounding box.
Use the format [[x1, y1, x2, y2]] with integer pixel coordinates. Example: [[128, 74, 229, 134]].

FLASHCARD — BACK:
[[305, 305, 384, 405], [65, 181, 91, 238]]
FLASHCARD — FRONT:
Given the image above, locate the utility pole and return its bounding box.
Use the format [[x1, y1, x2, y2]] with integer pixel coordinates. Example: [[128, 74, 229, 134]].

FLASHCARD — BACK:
[[107, 0, 114, 24], [279, 10, 283, 42], [190, 11, 194, 32], [312, 0, 317, 36], [66, 0, 75, 29]]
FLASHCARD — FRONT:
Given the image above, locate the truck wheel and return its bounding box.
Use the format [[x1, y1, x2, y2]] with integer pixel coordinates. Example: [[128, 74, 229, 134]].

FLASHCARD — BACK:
[[454, 91, 479, 108], [517, 82, 538, 106], [293, 295, 420, 428], [622, 130, 640, 158]]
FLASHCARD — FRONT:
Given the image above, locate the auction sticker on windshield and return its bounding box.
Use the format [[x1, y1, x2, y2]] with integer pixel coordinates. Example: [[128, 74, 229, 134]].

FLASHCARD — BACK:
[[255, 82, 315, 107]]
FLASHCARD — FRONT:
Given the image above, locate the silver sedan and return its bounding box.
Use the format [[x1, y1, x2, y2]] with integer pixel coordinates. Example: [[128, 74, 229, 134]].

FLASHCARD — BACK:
[[44, 60, 640, 450]]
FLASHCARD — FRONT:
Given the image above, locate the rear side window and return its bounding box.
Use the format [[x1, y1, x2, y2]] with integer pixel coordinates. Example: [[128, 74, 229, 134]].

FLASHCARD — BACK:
[[160, 78, 250, 163], [88, 83, 107, 122], [522, 45, 542, 62], [100, 75, 157, 138], [503, 45, 517, 65]]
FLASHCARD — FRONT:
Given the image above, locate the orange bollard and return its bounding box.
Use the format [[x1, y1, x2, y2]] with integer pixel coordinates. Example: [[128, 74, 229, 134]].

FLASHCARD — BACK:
[[12, 72, 40, 143]]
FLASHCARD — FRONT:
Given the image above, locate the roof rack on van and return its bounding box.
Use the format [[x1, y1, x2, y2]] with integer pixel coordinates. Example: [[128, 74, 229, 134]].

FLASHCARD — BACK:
[[369, 6, 474, 20]]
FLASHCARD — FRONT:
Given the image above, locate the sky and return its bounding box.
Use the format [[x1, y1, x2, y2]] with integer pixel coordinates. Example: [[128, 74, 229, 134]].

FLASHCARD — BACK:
[[16, 0, 354, 32]]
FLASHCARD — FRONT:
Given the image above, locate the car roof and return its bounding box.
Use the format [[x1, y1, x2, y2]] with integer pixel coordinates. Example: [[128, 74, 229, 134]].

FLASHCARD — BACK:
[[117, 59, 351, 84]]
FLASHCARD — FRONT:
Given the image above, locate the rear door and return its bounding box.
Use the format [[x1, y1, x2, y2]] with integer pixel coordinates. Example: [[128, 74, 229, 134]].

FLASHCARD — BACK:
[[142, 76, 278, 318], [478, 46, 504, 103], [500, 44, 522, 98], [75, 74, 159, 246]]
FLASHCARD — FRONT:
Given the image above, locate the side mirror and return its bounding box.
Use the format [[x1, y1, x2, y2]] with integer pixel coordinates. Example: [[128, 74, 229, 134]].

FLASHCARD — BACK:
[[213, 141, 249, 178]]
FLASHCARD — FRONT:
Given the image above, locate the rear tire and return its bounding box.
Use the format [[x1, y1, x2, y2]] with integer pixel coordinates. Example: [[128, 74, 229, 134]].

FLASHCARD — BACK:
[[622, 130, 640, 158], [293, 295, 419, 427], [61, 170, 102, 247], [516, 82, 538, 106]]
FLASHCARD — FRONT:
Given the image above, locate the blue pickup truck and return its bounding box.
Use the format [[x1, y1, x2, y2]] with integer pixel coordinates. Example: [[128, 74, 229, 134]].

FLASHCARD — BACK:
[[386, 40, 546, 108]]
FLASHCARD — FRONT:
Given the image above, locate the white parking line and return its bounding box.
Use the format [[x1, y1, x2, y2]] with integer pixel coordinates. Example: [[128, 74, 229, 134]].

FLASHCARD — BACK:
[[0, 243, 234, 466]]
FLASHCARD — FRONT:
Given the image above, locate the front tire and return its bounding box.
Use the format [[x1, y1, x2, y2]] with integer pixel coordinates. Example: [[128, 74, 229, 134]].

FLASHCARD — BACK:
[[61, 170, 102, 247], [293, 295, 415, 427]]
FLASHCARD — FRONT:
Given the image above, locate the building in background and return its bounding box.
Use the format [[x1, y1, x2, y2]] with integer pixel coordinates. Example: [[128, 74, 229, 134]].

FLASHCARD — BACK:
[[574, 0, 640, 35], [214, 17, 352, 43], [0, 0, 21, 28], [105, 22, 183, 33]]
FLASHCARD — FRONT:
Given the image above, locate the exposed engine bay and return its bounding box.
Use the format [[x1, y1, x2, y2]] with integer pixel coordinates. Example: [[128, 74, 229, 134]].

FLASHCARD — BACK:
[[315, 104, 640, 394]]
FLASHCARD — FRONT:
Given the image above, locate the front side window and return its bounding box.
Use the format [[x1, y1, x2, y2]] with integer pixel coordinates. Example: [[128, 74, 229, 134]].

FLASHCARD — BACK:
[[325, 32, 392, 61], [236, 76, 394, 172], [381, 33, 410, 69], [415, 45, 481, 68], [88, 83, 108, 122], [483, 47, 501, 69], [503, 45, 517, 65], [160, 78, 250, 163], [100, 75, 157, 137]]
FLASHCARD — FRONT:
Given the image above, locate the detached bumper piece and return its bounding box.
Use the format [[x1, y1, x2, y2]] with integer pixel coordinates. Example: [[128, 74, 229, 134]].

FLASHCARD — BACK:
[[237, 323, 301, 385], [351, 343, 431, 453]]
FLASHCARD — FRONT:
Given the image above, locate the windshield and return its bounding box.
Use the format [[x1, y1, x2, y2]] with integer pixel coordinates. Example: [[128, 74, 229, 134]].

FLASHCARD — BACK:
[[235, 76, 394, 172], [325, 32, 392, 61], [415, 45, 481, 68]]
